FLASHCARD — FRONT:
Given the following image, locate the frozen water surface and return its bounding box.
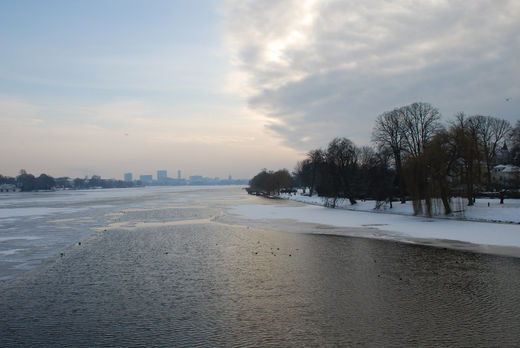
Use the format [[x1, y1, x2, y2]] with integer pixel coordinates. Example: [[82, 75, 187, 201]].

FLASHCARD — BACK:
[[0, 186, 228, 280]]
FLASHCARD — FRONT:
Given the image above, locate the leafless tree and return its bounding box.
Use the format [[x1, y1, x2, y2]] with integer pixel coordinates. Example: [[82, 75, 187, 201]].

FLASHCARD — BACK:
[[307, 149, 325, 196], [511, 121, 520, 165], [419, 130, 456, 216], [248, 169, 292, 195], [372, 108, 406, 202], [357, 146, 396, 207], [399, 102, 442, 158], [468, 115, 512, 189], [358, 146, 376, 166], [449, 113, 482, 206], [326, 137, 358, 205], [273, 169, 292, 194]]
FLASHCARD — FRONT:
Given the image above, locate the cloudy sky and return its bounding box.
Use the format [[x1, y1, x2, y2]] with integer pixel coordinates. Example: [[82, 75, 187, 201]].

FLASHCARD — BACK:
[[1, 0, 519, 179]]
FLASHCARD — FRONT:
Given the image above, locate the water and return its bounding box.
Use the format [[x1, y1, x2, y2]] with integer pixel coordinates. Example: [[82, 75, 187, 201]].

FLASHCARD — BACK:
[[0, 186, 230, 280], [1, 186, 520, 346]]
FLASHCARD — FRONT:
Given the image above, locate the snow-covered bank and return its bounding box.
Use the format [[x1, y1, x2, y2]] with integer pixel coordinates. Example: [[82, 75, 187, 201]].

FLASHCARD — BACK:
[[230, 200, 520, 254], [279, 192, 520, 224]]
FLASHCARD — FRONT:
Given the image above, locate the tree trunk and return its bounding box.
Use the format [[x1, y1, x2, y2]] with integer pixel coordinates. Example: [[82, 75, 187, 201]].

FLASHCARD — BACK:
[[441, 196, 451, 215], [466, 163, 474, 206], [466, 181, 474, 206], [425, 197, 432, 217], [499, 190, 505, 204], [309, 165, 316, 197], [394, 152, 406, 203]]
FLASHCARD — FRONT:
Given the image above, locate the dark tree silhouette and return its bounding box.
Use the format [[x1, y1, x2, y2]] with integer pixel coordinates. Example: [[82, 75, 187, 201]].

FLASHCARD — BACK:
[[468, 115, 512, 189], [399, 102, 442, 158], [248, 169, 292, 196], [372, 108, 406, 203], [16, 170, 37, 192], [36, 174, 56, 190]]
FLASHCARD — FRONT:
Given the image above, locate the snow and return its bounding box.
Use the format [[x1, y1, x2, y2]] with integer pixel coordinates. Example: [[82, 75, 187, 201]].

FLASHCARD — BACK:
[[494, 164, 520, 173], [279, 192, 520, 224], [230, 198, 520, 250]]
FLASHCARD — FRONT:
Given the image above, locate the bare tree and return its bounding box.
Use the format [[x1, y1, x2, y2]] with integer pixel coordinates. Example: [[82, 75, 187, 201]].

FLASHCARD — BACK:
[[307, 149, 325, 196], [273, 169, 292, 194], [358, 146, 376, 167], [449, 113, 482, 206], [511, 120, 520, 165], [420, 130, 455, 216], [326, 137, 358, 205], [399, 102, 442, 158], [372, 109, 406, 203], [248, 169, 292, 195], [358, 146, 396, 207], [468, 115, 512, 189]]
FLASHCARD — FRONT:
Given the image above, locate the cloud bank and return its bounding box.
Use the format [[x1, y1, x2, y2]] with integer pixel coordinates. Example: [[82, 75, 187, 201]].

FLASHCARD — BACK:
[[223, 0, 520, 150]]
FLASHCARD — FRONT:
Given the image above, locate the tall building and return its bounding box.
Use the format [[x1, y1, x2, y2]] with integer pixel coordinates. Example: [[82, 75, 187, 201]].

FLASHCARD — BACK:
[[139, 175, 153, 184], [177, 170, 181, 179], [157, 170, 167, 182], [124, 173, 133, 182]]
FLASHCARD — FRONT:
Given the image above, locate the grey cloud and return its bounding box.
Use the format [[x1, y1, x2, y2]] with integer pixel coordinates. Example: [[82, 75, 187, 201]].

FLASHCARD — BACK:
[[224, 0, 520, 150]]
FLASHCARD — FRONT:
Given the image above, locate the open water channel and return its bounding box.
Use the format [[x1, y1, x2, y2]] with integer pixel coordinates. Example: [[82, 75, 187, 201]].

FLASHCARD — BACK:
[[1, 186, 519, 346]]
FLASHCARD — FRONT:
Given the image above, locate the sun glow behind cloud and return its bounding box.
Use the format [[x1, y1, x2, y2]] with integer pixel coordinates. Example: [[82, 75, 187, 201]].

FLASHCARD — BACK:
[[222, 0, 520, 150]]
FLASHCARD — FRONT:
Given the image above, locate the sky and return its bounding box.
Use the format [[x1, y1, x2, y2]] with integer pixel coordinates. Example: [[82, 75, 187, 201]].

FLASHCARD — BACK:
[[1, 0, 519, 180]]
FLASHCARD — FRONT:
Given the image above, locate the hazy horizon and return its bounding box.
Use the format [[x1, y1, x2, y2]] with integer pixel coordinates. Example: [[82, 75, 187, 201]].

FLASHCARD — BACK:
[[1, 0, 519, 179]]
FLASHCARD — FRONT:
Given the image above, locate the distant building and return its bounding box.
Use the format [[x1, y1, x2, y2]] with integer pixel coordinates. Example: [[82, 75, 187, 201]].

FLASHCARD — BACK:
[[177, 170, 181, 180], [496, 143, 510, 164], [139, 175, 153, 185], [228, 175, 232, 181], [189, 175, 209, 185], [124, 173, 133, 182], [491, 164, 520, 188], [157, 170, 167, 182], [0, 184, 17, 192]]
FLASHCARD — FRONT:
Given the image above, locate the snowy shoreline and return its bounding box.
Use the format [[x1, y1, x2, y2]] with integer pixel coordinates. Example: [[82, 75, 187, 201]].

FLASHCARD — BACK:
[[230, 193, 520, 257], [279, 192, 520, 224]]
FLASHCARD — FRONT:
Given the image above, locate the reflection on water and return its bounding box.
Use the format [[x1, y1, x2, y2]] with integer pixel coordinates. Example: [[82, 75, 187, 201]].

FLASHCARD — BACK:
[[1, 187, 520, 346]]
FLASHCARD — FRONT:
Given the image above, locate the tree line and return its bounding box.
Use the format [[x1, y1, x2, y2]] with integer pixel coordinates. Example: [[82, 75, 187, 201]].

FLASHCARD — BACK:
[[0, 170, 141, 192], [247, 169, 294, 196], [250, 102, 520, 216]]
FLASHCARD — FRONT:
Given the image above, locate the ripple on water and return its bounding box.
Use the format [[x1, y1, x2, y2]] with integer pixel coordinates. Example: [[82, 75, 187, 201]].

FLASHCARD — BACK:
[[1, 218, 520, 347]]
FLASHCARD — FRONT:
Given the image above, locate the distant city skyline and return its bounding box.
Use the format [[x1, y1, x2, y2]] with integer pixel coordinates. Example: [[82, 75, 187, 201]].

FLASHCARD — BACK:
[[118, 170, 247, 186], [124, 169, 245, 182], [1, 1, 518, 178]]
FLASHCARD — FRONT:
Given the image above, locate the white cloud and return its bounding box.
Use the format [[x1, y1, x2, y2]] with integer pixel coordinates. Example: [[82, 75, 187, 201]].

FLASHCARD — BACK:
[[222, 0, 520, 149]]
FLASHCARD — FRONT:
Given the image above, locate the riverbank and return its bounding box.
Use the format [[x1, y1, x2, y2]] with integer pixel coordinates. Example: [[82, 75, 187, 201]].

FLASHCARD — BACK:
[[230, 196, 520, 257], [278, 192, 520, 224]]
